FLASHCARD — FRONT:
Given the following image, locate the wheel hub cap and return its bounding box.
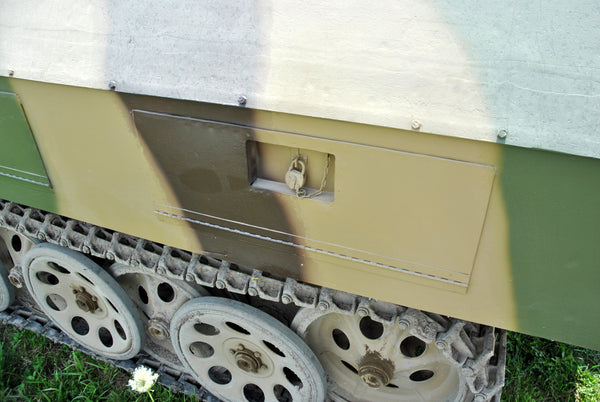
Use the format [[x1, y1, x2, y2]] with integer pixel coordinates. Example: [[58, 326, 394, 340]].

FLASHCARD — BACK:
[[73, 286, 99, 313], [231, 344, 265, 373], [358, 351, 394, 388]]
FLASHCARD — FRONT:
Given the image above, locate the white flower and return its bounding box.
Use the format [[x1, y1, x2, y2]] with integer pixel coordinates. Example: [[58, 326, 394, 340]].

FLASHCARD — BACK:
[[128, 366, 159, 393]]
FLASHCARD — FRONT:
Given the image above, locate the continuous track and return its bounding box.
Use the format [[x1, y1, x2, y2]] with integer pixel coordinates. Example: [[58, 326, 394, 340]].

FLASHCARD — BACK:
[[0, 200, 506, 401]]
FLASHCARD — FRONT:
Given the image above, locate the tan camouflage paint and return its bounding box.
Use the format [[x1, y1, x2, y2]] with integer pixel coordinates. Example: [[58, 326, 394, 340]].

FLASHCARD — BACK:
[[7, 78, 519, 335]]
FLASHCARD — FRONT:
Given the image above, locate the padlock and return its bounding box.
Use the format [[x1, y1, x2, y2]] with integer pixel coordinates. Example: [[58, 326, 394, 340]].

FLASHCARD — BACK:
[[285, 158, 306, 191]]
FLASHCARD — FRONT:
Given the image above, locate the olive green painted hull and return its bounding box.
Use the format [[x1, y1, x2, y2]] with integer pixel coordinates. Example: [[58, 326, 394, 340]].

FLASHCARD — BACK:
[[1, 77, 598, 350]]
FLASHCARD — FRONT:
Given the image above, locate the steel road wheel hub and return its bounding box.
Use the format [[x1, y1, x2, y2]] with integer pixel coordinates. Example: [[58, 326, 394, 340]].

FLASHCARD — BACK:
[[358, 351, 395, 388], [73, 286, 99, 313], [231, 343, 266, 373]]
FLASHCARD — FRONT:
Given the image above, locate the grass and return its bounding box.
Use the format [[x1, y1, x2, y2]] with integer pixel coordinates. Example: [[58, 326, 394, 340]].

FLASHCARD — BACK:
[[0, 324, 599, 401], [503, 332, 600, 401], [0, 324, 193, 401]]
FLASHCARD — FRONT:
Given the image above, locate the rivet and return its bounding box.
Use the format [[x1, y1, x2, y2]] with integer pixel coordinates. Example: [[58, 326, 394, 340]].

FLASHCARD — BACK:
[[281, 294, 293, 304], [215, 279, 226, 289], [497, 129, 508, 139], [108, 80, 117, 91], [237, 96, 247, 106], [247, 287, 258, 297], [317, 301, 330, 311], [410, 119, 422, 130]]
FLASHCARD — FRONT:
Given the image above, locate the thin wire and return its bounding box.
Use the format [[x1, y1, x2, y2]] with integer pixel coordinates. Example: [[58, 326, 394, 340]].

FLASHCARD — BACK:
[[296, 153, 330, 199]]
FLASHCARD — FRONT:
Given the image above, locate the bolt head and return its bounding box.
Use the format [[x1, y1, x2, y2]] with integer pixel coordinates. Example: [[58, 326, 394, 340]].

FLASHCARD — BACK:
[[497, 129, 508, 139], [8, 275, 22, 288], [108, 80, 117, 90], [435, 340, 448, 350], [281, 295, 293, 304], [238, 96, 247, 106], [398, 319, 410, 330], [357, 307, 369, 317], [215, 280, 226, 289], [410, 119, 422, 130]]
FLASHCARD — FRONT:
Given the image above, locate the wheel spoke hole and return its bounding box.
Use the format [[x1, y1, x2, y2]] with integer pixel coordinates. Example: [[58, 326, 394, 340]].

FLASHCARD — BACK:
[[71, 316, 89, 335], [48, 261, 70, 275], [194, 322, 220, 336], [189, 341, 214, 358], [341, 360, 358, 375], [400, 336, 427, 358], [409, 370, 434, 382], [273, 384, 292, 402], [226, 321, 250, 335], [105, 298, 119, 313], [77, 273, 94, 285], [157, 282, 175, 303], [208, 366, 232, 385], [138, 286, 149, 304], [243, 383, 265, 402], [332, 328, 350, 350], [263, 340, 285, 357], [283, 367, 303, 389], [36, 271, 59, 285], [46, 294, 67, 311], [10, 235, 21, 252], [98, 327, 113, 347], [359, 316, 384, 340], [114, 320, 127, 340]]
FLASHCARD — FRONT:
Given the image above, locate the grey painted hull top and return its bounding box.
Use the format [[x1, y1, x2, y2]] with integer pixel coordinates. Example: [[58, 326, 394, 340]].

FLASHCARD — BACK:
[[1, 0, 598, 158]]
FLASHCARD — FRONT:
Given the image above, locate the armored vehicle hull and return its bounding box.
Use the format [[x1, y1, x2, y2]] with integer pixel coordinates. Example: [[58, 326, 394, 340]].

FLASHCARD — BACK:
[[1, 1, 599, 401]]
